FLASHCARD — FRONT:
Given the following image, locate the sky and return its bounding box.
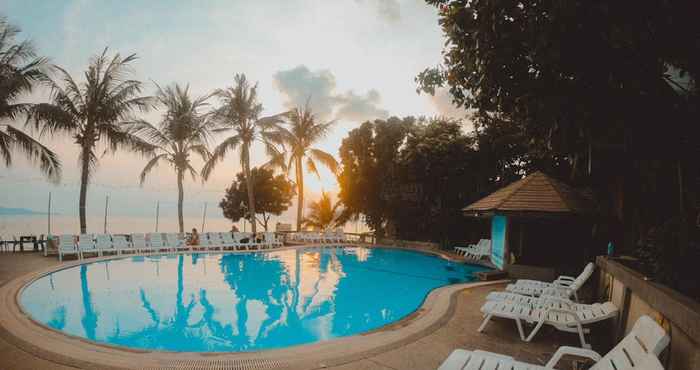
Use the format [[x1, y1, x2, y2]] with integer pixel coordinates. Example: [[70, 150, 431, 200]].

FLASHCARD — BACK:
[[0, 0, 466, 225]]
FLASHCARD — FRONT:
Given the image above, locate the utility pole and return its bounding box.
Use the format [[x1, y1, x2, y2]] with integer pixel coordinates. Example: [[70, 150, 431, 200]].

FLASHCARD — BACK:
[[103, 195, 109, 234], [201, 202, 208, 232], [155, 201, 160, 232]]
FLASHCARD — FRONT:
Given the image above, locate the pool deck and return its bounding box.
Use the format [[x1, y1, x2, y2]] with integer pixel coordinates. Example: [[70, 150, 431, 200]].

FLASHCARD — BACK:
[[0, 248, 594, 369]]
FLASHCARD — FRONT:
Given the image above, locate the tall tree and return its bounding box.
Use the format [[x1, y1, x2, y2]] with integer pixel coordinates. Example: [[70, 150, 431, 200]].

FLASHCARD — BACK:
[[219, 167, 294, 231], [303, 191, 344, 231], [27, 48, 154, 233], [276, 105, 338, 231], [0, 16, 60, 180], [131, 84, 214, 232], [201, 74, 286, 234]]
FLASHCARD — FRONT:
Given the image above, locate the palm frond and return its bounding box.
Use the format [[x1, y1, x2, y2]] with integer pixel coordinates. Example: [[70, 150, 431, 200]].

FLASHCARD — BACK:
[[306, 156, 320, 179], [0, 125, 61, 182], [308, 148, 338, 175], [139, 153, 169, 185], [201, 134, 241, 180]]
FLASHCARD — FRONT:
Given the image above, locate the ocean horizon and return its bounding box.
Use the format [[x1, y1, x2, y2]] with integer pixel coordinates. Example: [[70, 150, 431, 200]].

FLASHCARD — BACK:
[[0, 214, 369, 237]]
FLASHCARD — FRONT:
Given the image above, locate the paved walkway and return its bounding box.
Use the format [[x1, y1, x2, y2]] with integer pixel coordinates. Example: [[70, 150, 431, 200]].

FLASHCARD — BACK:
[[0, 252, 590, 369]]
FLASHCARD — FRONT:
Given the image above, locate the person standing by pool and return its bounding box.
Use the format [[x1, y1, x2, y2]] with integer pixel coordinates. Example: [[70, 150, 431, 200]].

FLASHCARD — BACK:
[[190, 228, 200, 246], [231, 224, 239, 233]]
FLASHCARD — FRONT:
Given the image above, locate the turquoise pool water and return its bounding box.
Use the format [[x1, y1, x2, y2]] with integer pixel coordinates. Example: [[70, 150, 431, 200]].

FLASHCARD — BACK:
[[20, 247, 488, 352]]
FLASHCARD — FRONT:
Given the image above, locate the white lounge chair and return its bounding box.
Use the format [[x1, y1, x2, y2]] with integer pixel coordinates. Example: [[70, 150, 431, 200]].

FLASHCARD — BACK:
[[165, 232, 187, 251], [454, 239, 491, 259], [263, 232, 282, 248], [335, 230, 347, 243], [130, 233, 148, 254], [234, 232, 259, 250], [506, 262, 595, 301], [57, 234, 78, 261], [439, 315, 668, 370], [112, 235, 131, 254], [478, 300, 618, 348], [486, 291, 601, 312], [77, 234, 96, 259], [95, 234, 116, 256], [146, 233, 166, 252], [219, 232, 237, 250], [201, 232, 222, 251]]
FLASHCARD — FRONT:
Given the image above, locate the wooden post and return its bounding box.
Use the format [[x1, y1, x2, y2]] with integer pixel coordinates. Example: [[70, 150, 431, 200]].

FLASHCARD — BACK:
[[201, 202, 207, 232], [155, 201, 160, 232], [103, 195, 109, 234], [46, 192, 51, 257]]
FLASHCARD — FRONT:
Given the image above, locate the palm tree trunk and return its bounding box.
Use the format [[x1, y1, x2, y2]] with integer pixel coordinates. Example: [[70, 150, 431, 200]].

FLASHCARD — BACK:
[[79, 145, 90, 234], [296, 156, 304, 231], [177, 168, 184, 233], [244, 149, 257, 234]]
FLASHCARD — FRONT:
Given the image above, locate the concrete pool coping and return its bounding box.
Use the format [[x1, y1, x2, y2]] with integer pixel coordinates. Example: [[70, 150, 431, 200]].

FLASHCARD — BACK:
[[0, 244, 506, 369]]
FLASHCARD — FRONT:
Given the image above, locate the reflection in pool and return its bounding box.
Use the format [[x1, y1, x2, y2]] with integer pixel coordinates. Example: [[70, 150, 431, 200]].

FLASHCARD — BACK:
[[21, 247, 489, 352]]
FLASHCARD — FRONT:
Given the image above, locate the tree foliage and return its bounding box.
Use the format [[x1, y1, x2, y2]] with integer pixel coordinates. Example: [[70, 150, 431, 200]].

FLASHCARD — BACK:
[[303, 191, 345, 231], [220, 167, 294, 231], [131, 83, 214, 232], [339, 116, 506, 242], [27, 48, 155, 233], [0, 16, 60, 181], [274, 105, 338, 230], [418, 0, 700, 298], [202, 74, 287, 234]]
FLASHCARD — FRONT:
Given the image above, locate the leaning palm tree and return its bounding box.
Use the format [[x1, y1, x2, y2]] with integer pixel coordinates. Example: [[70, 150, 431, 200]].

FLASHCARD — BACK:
[[276, 105, 338, 230], [27, 48, 154, 233], [303, 191, 345, 231], [201, 74, 285, 234], [130, 84, 214, 233], [0, 16, 60, 181]]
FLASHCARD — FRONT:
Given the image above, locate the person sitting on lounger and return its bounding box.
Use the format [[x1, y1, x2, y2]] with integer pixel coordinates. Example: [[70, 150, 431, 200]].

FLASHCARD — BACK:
[[189, 228, 200, 246]]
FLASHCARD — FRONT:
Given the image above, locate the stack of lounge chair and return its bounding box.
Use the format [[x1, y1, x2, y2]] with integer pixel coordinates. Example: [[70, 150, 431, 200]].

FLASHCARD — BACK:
[[477, 262, 614, 349], [453, 239, 491, 260], [437, 261, 669, 369], [53, 231, 286, 261], [439, 315, 669, 370]]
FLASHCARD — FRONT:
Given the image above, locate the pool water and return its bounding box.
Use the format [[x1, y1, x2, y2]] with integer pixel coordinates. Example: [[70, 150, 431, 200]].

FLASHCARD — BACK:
[[20, 247, 489, 352]]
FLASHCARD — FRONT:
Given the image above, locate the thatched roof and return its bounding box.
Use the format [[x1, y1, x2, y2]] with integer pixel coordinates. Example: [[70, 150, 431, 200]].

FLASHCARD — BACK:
[[463, 171, 593, 217]]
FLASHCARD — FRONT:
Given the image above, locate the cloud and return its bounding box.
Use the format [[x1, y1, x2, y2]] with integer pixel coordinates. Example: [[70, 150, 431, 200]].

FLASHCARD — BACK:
[[273, 65, 388, 123], [356, 0, 401, 23], [335, 89, 389, 122], [429, 88, 469, 119]]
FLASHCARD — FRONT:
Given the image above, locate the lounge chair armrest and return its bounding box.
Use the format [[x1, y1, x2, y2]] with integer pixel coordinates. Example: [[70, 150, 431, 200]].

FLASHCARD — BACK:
[[556, 275, 576, 282], [553, 279, 574, 287], [545, 346, 602, 368]]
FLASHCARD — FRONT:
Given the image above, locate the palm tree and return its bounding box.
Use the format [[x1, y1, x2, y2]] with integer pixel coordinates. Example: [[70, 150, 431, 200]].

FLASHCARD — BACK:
[[0, 16, 60, 181], [27, 48, 154, 233], [131, 84, 214, 233], [276, 105, 338, 230], [201, 74, 285, 234], [303, 191, 344, 230]]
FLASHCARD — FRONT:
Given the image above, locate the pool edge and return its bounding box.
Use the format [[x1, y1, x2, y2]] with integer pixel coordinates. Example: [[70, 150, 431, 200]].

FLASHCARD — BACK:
[[0, 245, 505, 369]]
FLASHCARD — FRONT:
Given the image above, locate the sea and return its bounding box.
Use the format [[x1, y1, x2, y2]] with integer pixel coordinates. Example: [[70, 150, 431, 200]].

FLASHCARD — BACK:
[[0, 214, 369, 238]]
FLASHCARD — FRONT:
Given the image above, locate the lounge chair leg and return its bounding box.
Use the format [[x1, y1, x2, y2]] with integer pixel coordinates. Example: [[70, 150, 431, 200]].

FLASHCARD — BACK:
[[477, 314, 493, 333], [517, 318, 528, 341], [525, 319, 546, 342], [576, 323, 591, 349]]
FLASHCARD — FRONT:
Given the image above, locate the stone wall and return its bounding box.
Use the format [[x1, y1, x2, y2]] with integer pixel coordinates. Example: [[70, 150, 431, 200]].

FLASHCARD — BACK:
[[596, 256, 700, 370]]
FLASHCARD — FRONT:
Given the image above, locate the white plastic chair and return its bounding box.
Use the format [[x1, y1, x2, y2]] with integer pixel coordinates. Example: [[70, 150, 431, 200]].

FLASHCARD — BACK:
[[146, 233, 166, 252], [440, 315, 668, 370], [478, 300, 618, 348], [202, 232, 222, 251], [130, 233, 147, 254], [506, 262, 595, 302], [77, 234, 96, 259], [112, 235, 130, 254], [95, 234, 116, 256], [57, 234, 78, 261], [165, 233, 187, 251]]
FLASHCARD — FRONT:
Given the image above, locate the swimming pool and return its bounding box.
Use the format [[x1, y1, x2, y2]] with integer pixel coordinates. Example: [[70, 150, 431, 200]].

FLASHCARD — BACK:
[[20, 247, 489, 352]]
